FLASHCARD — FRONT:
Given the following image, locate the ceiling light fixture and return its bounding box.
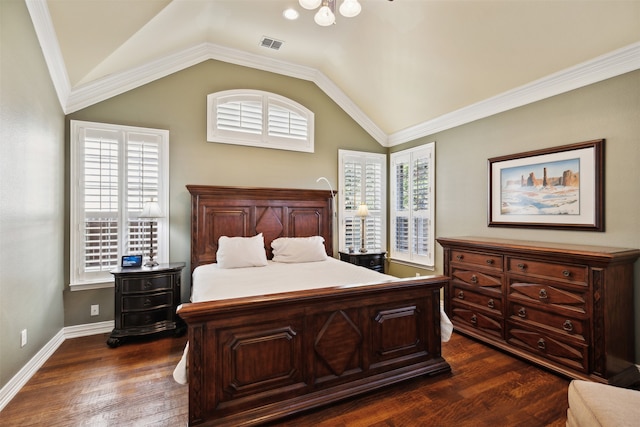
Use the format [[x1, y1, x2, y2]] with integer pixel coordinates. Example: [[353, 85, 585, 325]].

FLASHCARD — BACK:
[[299, 0, 361, 26]]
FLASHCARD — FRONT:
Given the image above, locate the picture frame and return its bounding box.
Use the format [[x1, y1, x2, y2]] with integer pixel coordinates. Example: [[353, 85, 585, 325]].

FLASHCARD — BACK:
[[488, 139, 604, 231]]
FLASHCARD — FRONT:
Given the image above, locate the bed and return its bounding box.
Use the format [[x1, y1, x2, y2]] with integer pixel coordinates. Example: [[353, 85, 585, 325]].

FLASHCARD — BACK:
[[176, 185, 452, 426]]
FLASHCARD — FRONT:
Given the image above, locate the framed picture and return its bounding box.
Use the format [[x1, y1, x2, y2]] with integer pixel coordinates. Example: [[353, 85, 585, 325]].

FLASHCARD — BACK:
[[488, 139, 604, 231]]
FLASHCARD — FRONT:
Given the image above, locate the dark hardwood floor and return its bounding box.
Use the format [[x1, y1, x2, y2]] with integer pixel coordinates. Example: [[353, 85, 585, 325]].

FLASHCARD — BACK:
[[0, 331, 569, 426]]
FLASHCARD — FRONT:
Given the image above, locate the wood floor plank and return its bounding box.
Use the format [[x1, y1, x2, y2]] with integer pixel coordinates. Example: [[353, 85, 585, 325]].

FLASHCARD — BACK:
[[0, 332, 569, 426]]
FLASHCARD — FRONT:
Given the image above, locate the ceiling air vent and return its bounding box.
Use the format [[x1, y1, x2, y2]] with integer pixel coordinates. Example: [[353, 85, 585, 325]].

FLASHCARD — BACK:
[[260, 36, 284, 51]]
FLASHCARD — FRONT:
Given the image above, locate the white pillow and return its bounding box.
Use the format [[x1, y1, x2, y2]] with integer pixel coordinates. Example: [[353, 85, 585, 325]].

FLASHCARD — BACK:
[[271, 236, 328, 263], [216, 233, 268, 269]]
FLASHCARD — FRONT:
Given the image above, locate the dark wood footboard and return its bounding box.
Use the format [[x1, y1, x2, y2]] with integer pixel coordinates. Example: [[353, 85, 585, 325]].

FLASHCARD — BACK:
[[177, 276, 451, 426]]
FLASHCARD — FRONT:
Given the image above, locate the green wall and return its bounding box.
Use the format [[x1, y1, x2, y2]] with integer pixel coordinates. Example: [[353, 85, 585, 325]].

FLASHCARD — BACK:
[[64, 60, 385, 325], [390, 69, 640, 360], [0, 0, 66, 390]]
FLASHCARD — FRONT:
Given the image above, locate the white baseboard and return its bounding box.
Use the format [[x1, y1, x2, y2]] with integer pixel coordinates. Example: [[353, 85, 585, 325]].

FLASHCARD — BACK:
[[0, 329, 64, 411], [0, 321, 114, 412], [63, 320, 114, 339]]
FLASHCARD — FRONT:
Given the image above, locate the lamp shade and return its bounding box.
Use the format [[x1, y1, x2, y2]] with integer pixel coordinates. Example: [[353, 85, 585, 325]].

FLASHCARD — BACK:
[[339, 0, 361, 18], [314, 5, 335, 26], [355, 204, 369, 217], [139, 200, 163, 218], [299, 0, 322, 9]]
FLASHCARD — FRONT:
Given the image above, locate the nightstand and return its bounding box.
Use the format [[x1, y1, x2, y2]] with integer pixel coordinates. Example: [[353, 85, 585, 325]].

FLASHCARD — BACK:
[[339, 251, 386, 273], [108, 262, 185, 348]]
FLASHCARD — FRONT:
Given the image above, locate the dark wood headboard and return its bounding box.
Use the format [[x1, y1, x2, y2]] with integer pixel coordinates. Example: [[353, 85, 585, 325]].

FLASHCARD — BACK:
[[187, 185, 334, 271]]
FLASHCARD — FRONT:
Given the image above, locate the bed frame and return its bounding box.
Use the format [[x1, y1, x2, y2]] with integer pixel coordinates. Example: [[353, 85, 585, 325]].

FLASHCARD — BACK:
[[178, 185, 451, 426]]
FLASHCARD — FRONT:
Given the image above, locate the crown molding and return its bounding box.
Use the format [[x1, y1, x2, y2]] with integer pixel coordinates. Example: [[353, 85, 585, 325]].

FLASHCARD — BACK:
[[64, 42, 388, 145], [387, 41, 640, 147], [25, 0, 71, 110], [27, 1, 638, 147]]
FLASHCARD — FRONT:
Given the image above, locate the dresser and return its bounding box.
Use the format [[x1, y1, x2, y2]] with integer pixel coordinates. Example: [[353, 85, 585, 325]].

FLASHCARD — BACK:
[[339, 251, 386, 273], [437, 237, 640, 385], [108, 263, 185, 347]]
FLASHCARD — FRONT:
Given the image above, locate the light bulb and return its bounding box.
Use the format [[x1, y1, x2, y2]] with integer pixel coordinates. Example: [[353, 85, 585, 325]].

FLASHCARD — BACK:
[[339, 0, 361, 18], [299, 0, 322, 10], [314, 5, 335, 26]]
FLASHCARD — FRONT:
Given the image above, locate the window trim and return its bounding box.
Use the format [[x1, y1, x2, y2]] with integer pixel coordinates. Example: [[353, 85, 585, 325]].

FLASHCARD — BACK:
[[69, 120, 169, 291], [338, 149, 387, 253], [389, 142, 435, 269], [207, 89, 314, 153]]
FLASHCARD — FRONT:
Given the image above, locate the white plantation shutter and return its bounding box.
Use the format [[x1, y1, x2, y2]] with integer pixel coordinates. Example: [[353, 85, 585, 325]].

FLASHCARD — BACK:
[[71, 121, 169, 289], [216, 96, 263, 135], [268, 102, 308, 140], [339, 150, 386, 252], [390, 143, 435, 267], [208, 90, 314, 152]]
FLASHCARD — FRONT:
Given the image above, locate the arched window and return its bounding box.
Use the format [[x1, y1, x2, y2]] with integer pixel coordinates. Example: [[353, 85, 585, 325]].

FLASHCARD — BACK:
[[207, 90, 314, 153]]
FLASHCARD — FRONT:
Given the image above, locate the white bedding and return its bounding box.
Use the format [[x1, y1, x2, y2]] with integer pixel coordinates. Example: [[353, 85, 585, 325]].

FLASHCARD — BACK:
[[173, 258, 453, 384]]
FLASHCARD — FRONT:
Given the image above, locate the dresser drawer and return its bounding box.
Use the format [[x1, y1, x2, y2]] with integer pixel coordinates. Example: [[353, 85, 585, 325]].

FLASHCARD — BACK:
[[509, 281, 587, 314], [122, 307, 175, 329], [507, 257, 587, 285], [122, 292, 173, 311], [452, 285, 503, 315], [121, 275, 172, 293], [507, 322, 588, 373], [451, 305, 503, 339], [451, 268, 502, 294], [451, 250, 503, 271], [508, 302, 587, 342]]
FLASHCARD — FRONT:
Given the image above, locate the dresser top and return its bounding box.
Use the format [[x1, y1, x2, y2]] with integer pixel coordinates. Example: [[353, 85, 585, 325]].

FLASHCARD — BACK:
[[437, 236, 640, 261]]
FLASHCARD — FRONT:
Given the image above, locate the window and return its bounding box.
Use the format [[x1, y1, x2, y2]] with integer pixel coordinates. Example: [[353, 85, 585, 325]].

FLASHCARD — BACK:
[[207, 89, 314, 153], [70, 120, 169, 290], [338, 150, 386, 253], [390, 143, 435, 268]]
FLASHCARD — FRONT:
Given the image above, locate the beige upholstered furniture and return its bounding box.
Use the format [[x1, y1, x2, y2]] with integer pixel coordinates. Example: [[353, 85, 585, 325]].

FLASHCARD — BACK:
[[567, 380, 640, 426]]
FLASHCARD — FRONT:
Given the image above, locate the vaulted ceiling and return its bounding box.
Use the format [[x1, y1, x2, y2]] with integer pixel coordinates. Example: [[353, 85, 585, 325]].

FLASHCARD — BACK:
[[29, 0, 640, 146]]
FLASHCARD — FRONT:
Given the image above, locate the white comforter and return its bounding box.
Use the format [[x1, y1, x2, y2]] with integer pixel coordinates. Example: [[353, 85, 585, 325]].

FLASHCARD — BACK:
[[173, 258, 453, 384]]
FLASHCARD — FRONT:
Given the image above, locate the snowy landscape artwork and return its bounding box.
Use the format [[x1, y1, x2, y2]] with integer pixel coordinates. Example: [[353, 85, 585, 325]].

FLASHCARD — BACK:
[[500, 158, 580, 216], [488, 140, 603, 231]]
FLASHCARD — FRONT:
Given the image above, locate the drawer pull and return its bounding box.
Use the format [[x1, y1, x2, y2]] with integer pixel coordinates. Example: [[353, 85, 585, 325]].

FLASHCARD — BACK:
[[470, 314, 477, 325], [517, 263, 526, 271], [538, 289, 548, 299], [456, 254, 463, 261], [537, 338, 546, 351], [457, 290, 465, 300], [562, 270, 571, 277], [470, 275, 478, 283], [563, 320, 574, 332], [518, 307, 526, 318], [144, 281, 153, 290], [486, 259, 494, 265], [487, 299, 495, 309], [144, 298, 152, 307]]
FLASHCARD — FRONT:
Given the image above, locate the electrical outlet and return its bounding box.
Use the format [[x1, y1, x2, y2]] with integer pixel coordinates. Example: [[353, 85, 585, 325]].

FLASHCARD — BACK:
[[21, 329, 27, 348], [90, 304, 99, 316]]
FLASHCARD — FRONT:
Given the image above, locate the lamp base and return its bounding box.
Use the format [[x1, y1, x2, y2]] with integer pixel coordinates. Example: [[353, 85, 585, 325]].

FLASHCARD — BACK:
[[145, 259, 159, 267], [359, 248, 368, 253]]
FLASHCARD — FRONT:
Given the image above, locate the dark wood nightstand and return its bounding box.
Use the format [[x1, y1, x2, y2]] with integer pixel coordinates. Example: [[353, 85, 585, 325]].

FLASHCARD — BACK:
[[108, 262, 185, 348], [339, 251, 386, 273]]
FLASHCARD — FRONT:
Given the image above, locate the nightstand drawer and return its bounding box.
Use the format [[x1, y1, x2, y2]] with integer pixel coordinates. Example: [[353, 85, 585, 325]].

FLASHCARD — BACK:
[[122, 292, 173, 311], [122, 307, 175, 329], [121, 275, 172, 293]]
